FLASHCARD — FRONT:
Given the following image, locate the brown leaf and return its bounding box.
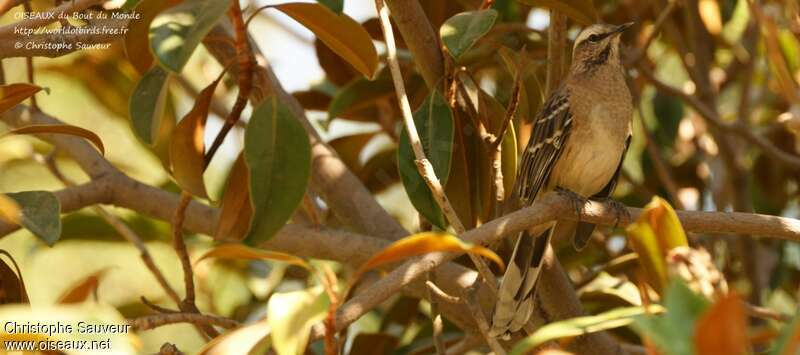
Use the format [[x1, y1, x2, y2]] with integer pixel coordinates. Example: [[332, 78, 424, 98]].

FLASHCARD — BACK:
[[357, 232, 504, 275], [315, 39, 359, 86], [329, 133, 375, 170], [169, 72, 224, 198], [57, 268, 111, 304], [694, 293, 748, 355], [0, 83, 42, 114], [195, 243, 309, 269], [215, 153, 254, 241], [7, 124, 106, 155], [0, 250, 28, 304], [276, 3, 378, 79], [349, 333, 398, 355]]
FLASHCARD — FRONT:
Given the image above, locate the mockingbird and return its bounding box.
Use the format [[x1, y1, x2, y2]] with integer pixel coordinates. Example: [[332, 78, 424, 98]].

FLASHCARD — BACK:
[[489, 22, 634, 338]]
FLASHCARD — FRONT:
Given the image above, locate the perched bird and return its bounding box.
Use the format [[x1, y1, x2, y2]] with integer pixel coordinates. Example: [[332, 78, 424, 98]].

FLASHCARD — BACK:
[[489, 22, 634, 338]]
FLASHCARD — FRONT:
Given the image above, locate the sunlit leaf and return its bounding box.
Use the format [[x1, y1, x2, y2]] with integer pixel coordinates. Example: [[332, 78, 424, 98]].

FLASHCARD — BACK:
[[357, 232, 504, 275], [509, 305, 664, 355], [698, 0, 722, 34], [0, 83, 42, 114], [195, 243, 309, 269], [129, 65, 170, 145], [516, 0, 598, 25], [243, 97, 311, 245], [169, 73, 224, 198], [626, 196, 688, 293], [0, 194, 21, 225], [198, 319, 271, 355], [694, 292, 748, 355], [0, 250, 28, 304], [267, 286, 330, 355], [6, 191, 61, 246], [398, 91, 454, 229], [149, 0, 232, 72], [440, 10, 498, 61], [215, 153, 254, 241], [6, 124, 105, 155], [276, 3, 378, 79], [57, 268, 111, 304], [501, 123, 518, 198], [125, 0, 182, 74]]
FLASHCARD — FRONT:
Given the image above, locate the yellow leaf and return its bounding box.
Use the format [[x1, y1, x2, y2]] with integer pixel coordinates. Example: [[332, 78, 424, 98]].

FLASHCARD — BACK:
[[0, 83, 42, 114], [215, 153, 254, 241], [698, 0, 722, 35], [642, 196, 688, 252], [276, 3, 378, 79], [198, 319, 270, 355], [626, 196, 688, 294], [267, 286, 329, 355], [6, 124, 105, 155], [358, 232, 504, 275], [0, 194, 20, 225], [195, 243, 309, 269], [57, 268, 111, 304], [169, 72, 224, 198], [626, 221, 669, 294]]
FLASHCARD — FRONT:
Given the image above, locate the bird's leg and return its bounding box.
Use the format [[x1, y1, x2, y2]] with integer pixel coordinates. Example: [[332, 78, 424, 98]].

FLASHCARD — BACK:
[[555, 187, 588, 222], [593, 197, 631, 228]]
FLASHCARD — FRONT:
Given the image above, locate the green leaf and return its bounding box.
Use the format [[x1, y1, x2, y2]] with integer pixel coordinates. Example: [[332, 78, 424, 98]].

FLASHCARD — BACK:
[[267, 286, 330, 355], [129, 66, 170, 145], [6, 191, 61, 246], [772, 309, 800, 355], [440, 10, 498, 61], [316, 0, 343, 14], [149, 0, 231, 73], [510, 305, 664, 355], [328, 69, 395, 120], [631, 282, 710, 355], [243, 97, 311, 245], [516, 0, 598, 25], [398, 91, 454, 229]]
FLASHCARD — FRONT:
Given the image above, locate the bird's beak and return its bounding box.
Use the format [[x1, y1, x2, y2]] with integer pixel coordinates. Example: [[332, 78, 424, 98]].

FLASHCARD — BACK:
[[612, 22, 635, 35]]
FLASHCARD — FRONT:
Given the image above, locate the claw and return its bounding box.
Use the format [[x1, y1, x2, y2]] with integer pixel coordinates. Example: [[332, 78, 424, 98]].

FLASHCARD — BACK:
[[555, 187, 588, 222], [596, 197, 630, 228]]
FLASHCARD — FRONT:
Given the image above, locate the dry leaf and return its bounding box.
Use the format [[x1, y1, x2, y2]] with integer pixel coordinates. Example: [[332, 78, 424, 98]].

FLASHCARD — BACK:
[[6, 124, 105, 155], [215, 153, 253, 241], [195, 243, 309, 269], [694, 293, 748, 355], [0, 83, 42, 114], [57, 268, 111, 304]]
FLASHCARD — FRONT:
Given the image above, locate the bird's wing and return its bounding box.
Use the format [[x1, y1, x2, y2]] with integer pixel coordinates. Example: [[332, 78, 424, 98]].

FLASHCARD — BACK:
[[490, 86, 574, 338], [572, 134, 631, 249], [515, 85, 574, 205]]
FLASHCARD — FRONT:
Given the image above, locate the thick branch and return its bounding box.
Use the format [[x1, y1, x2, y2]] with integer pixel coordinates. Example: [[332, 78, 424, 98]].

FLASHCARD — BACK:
[[384, 0, 444, 88]]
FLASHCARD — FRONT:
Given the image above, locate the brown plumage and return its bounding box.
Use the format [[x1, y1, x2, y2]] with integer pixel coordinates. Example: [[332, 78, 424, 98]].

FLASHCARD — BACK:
[[489, 22, 634, 338]]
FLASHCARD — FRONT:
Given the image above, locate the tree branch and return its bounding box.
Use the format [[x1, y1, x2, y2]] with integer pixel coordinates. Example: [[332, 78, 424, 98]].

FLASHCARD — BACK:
[[129, 312, 239, 331]]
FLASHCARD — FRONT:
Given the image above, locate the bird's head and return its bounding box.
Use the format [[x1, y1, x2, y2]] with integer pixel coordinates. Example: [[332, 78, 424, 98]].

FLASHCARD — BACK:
[[570, 22, 633, 74]]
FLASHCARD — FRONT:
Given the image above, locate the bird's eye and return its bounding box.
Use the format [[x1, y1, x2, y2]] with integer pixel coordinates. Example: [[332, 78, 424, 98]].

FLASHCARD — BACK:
[[587, 34, 600, 42]]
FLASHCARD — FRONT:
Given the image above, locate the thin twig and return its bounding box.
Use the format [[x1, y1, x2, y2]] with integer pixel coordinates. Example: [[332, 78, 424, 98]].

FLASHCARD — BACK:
[[461, 284, 507, 355], [427, 273, 447, 355], [129, 313, 240, 331], [425, 280, 461, 304], [744, 302, 791, 322], [374, 0, 498, 290]]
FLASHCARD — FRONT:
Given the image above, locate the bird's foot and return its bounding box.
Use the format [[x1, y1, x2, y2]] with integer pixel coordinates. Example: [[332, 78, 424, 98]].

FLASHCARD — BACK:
[[555, 187, 588, 222], [594, 197, 631, 228]]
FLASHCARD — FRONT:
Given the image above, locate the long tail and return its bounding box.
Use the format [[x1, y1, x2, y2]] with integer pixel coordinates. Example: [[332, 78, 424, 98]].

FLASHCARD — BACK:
[[489, 226, 553, 338]]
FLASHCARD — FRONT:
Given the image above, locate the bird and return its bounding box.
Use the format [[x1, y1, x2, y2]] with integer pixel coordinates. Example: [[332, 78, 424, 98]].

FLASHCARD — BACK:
[[489, 22, 635, 338]]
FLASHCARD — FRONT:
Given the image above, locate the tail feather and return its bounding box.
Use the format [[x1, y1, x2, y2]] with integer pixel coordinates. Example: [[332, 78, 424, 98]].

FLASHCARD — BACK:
[[489, 227, 553, 337]]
